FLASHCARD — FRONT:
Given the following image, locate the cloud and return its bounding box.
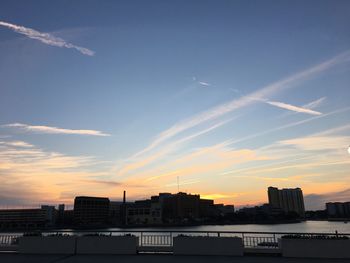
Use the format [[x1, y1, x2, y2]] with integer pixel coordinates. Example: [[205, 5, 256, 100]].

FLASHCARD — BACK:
[[132, 50, 350, 157], [264, 100, 322, 115], [0, 140, 34, 148], [80, 179, 122, 187], [0, 21, 95, 56], [2, 123, 110, 136], [118, 118, 233, 176], [125, 143, 268, 184], [270, 123, 350, 152], [227, 107, 350, 146], [198, 81, 211, 86], [305, 188, 350, 210], [304, 97, 326, 109], [313, 124, 350, 136], [280, 136, 350, 151], [201, 193, 240, 200], [274, 97, 326, 120], [0, 139, 103, 205]]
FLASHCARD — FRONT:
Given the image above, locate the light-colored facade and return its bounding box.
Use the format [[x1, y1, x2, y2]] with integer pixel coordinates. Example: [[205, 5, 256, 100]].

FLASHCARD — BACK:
[[268, 187, 305, 217]]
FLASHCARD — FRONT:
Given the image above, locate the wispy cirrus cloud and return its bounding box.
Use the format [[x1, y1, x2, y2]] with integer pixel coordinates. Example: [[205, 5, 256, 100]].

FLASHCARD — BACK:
[[0, 140, 106, 205], [275, 97, 326, 119], [2, 123, 110, 136], [0, 140, 34, 148], [192, 77, 211, 87], [132, 50, 350, 158], [227, 107, 350, 146], [198, 81, 211, 87], [249, 96, 323, 115], [304, 97, 326, 109], [263, 99, 322, 115], [117, 118, 233, 176], [0, 21, 95, 56], [280, 135, 350, 151]]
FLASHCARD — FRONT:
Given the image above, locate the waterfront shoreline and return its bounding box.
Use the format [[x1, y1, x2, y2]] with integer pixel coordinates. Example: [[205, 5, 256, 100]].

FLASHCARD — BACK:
[[1, 220, 348, 234]]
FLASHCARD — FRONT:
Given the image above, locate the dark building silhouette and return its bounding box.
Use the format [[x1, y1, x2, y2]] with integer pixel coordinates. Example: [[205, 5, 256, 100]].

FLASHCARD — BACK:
[[268, 187, 305, 217], [199, 199, 216, 218], [109, 201, 124, 225], [215, 204, 235, 216], [56, 204, 65, 225], [73, 196, 110, 226], [163, 192, 200, 222], [0, 208, 47, 229], [41, 205, 56, 226], [126, 199, 162, 225], [326, 202, 350, 218]]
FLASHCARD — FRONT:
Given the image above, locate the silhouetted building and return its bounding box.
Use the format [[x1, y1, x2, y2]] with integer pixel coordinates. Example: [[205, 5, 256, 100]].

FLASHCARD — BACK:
[[63, 210, 74, 226], [109, 201, 123, 225], [268, 187, 305, 217], [0, 208, 47, 229], [163, 192, 200, 222], [199, 199, 216, 218], [326, 202, 350, 218], [56, 204, 65, 225], [41, 205, 56, 226], [73, 196, 110, 226], [214, 204, 235, 216], [126, 199, 162, 225]]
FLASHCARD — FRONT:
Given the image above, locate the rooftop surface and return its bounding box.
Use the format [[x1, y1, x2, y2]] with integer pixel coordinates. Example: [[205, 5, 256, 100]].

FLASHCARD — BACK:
[[0, 254, 349, 263]]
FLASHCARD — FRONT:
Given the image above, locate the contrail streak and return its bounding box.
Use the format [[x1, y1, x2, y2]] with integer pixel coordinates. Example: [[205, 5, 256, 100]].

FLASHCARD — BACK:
[[0, 21, 95, 56]]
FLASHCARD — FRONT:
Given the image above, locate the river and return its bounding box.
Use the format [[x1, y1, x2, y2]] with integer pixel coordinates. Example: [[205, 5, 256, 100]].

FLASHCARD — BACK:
[[102, 221, 350, 233]]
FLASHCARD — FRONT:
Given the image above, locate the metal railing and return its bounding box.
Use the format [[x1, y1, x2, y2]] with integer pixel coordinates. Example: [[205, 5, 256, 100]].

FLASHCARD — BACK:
[[0, 230, 349, 251], [0, 234, 21, 247]]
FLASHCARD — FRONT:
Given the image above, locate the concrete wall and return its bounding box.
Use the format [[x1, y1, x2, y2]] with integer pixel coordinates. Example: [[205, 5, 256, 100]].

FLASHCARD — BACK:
[[173, 236, 243, 256], [76, 236, 138, 254], [281, 238, 350, 258], [18, 236, 76, 254]]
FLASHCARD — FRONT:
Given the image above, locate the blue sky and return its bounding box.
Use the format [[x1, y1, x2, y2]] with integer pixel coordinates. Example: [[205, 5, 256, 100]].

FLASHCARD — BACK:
[[0, 0, 350, 209]]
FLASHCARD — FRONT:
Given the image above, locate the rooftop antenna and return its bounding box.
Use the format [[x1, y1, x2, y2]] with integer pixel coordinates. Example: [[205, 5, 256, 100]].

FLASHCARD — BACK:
[[177, 176, 180, 193]]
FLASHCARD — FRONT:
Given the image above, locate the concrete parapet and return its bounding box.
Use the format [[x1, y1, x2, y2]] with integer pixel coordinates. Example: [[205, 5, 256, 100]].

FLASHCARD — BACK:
[[281, 238, 350, 258], [173, 236, 243, 256], [18, 236, 76, 254], [76, 236, 138, 254]]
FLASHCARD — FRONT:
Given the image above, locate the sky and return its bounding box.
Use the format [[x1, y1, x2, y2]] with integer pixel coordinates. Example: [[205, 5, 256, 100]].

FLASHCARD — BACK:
[[0, 0, 349, 210]]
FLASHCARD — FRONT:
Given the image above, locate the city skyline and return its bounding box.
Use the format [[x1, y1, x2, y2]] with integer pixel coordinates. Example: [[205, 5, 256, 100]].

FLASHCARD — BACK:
[[0, 1, 350, 210]]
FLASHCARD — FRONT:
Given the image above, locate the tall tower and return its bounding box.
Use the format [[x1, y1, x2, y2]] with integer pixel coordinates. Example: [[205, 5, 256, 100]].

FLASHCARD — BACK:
[[268, 187, 280, 208], [268, 186, 305, 217]]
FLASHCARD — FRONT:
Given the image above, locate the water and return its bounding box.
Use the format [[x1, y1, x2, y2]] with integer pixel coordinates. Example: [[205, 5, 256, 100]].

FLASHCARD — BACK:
[[103, 221, 350, 233]]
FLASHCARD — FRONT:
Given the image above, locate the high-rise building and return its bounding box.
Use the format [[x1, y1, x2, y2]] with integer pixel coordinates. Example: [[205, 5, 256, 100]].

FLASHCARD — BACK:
[[73, 196, 110, 226], [268, 187, 305, 217], [326, 202, 350, 218]]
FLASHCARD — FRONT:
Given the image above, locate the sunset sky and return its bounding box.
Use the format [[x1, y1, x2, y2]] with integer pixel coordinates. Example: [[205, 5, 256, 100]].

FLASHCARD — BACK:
[[0, 0, 349, 210]]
